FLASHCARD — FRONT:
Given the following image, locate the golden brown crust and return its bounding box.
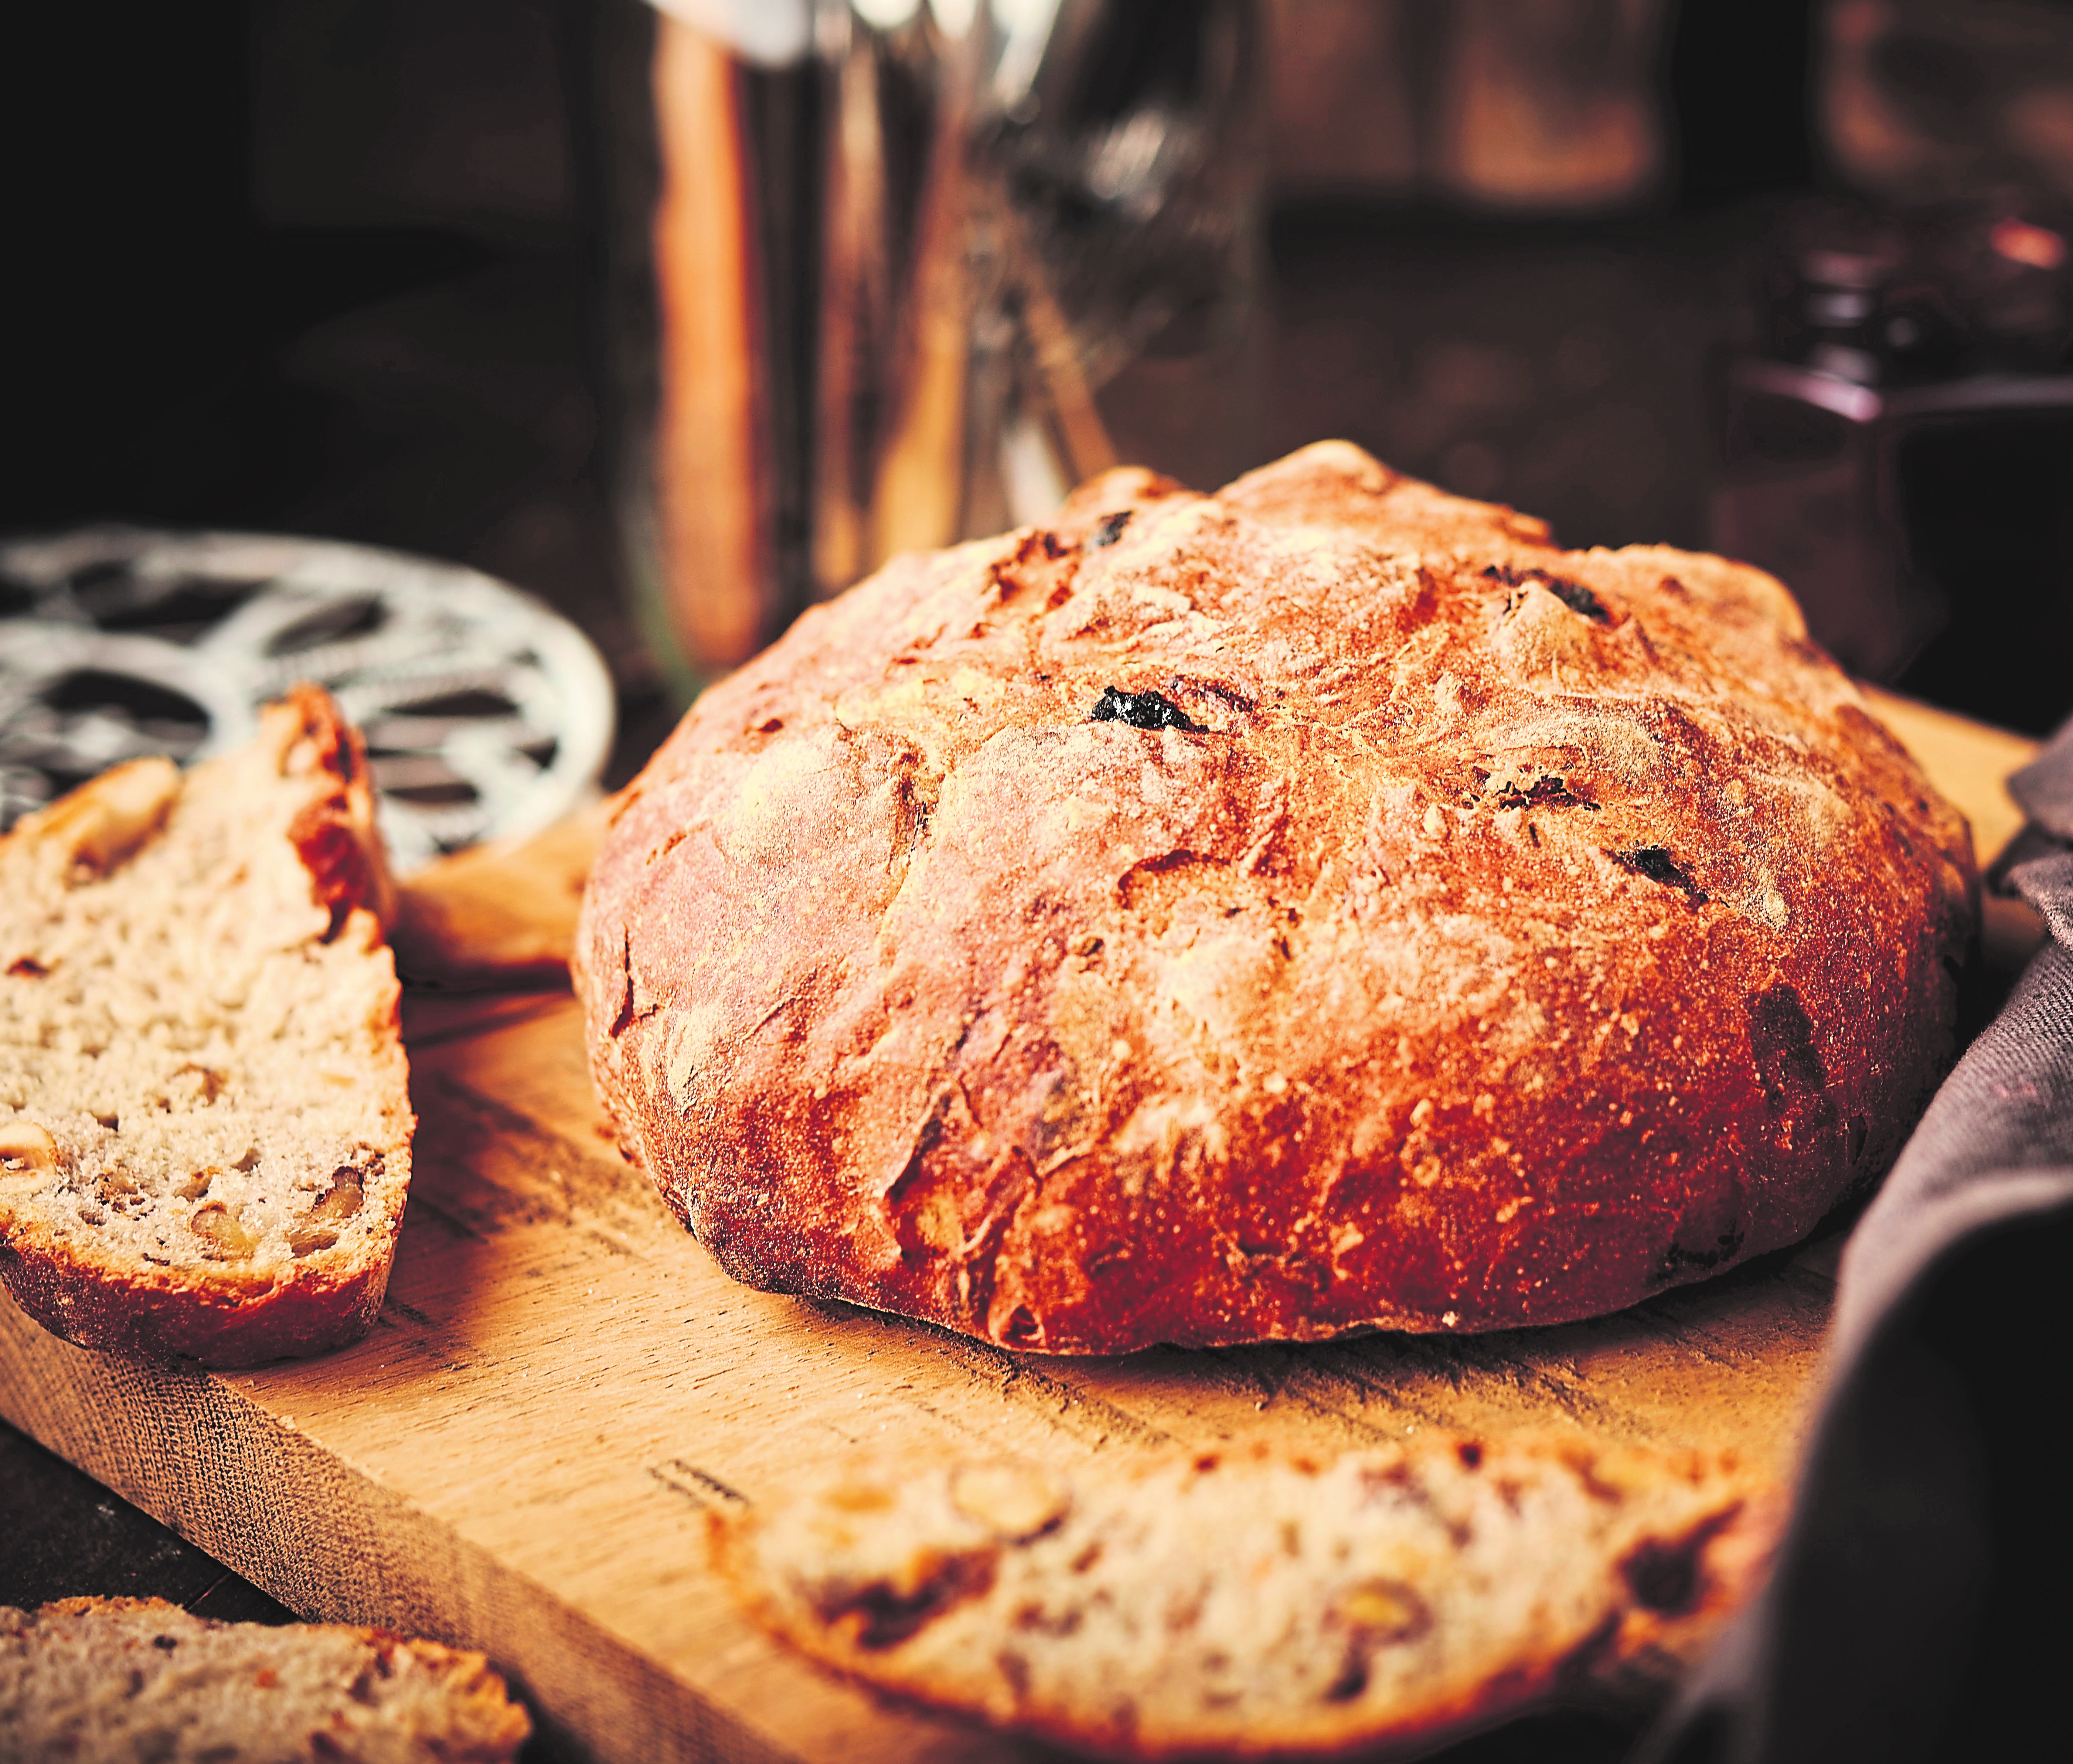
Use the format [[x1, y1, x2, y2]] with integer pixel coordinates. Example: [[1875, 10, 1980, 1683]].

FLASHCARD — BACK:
[[278, 680, 399, 935], [578, 442, 1976, 1353], [0, 1182, 393, 1365]]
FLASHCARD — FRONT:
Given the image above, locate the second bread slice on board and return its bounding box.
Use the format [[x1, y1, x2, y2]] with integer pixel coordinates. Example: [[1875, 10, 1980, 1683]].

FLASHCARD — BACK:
[[714, 1433, 1777, 1760], [0, 1597, 531, 1762]]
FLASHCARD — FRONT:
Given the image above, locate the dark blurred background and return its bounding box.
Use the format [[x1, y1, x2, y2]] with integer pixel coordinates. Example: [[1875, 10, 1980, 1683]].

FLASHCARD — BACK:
[[10, 0, 2073, 755]]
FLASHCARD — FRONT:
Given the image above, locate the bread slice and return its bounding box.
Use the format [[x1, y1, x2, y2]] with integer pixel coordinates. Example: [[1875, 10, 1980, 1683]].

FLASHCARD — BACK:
[[0, 1597, 530, 1763], [712, 1434, 1777, 1760], [0, 685, 412, 1365]]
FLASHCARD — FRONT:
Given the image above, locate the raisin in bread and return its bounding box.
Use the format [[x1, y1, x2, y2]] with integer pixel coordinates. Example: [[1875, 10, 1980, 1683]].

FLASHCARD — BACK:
[[0, 685, 411, 1365], [577, 440, 1975, 1352], [713, 1436, 1775, 1760], [0, 1597, 529, 1763]]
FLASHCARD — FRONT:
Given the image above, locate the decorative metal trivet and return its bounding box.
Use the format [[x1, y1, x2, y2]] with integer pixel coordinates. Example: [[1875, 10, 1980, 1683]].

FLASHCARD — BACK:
[[0, 528, 616, 874]]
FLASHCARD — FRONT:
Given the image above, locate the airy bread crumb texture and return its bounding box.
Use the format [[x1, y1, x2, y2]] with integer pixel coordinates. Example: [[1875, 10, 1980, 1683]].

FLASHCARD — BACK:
[[0, 686, 411, 1363], [0, 1597, 530, 1764], [715, 1434, 1776, 1760]]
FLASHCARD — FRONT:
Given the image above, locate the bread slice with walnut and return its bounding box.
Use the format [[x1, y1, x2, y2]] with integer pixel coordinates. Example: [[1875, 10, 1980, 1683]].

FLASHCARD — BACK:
[[0, 1597, 530, 1763], [0, 684, 412, 1365], [713, 1434, 1777, 1760]]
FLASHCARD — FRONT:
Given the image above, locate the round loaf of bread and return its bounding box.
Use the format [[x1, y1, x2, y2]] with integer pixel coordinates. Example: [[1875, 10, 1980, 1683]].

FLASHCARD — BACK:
[[577, 443, 1975, 1353]]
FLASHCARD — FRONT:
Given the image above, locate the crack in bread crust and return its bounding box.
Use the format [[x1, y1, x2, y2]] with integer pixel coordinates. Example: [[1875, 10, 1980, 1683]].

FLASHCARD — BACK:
[[576, 442, 1976, 1353]]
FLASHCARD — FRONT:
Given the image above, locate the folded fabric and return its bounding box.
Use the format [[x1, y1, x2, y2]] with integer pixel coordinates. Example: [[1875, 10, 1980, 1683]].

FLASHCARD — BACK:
[[1634, 835, 2073, 1761]]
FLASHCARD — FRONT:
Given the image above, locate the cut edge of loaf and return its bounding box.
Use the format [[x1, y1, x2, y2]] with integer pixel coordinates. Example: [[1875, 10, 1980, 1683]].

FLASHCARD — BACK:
[[0, 685, 413, 1367]]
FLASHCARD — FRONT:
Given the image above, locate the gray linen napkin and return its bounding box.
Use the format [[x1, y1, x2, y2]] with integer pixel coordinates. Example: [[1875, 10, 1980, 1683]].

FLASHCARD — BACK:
[[1633, 751, 2073, 1762]]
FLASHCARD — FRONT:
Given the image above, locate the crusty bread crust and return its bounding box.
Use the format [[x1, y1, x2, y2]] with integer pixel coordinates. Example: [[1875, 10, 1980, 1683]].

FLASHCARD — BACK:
[[711, 1437, 1778, 1760], [0, 1169, 394, 1365], [578, 442, 1976, 1353], [0, 685, 412, 1366]]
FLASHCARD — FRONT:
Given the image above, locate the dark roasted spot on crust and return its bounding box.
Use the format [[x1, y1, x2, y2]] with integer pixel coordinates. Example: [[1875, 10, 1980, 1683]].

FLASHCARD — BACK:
[[1091, 510, 1132, 548], [153, 1635, 179, 1651], [1608, 846, 1706, 903], [7, 957, 50, 978], [1747, 983, 1843, 1164], [1483, 563, 1613, 624], [1621, 1537, 1701, 1614], [1494, 775, 1598, 812], [1620, 1505, 1741, 1615], [1323, 1646, 1369, 1703], [1090, 687, 1201, 732], [1748, 984, 1827, 1101], [1324, 1579, 1433, 1702], [822, 1552, 998, 1649], [286, 801, 373, 941], [1456, 1440, 1483, 1470], [1658, 1219, 1745, 1278]]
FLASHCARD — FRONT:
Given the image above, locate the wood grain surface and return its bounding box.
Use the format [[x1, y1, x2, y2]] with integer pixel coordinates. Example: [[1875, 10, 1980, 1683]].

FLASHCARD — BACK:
[[0, 689, 2035, 1764]]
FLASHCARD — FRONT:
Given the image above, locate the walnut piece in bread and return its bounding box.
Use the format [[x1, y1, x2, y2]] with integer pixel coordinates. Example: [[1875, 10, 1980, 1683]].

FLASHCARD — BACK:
[[578, 442, 1975, 1352], [0, 1597, 529, 1763], [712, 1436, 1776, 1760], [0, 685, 412, 1365]]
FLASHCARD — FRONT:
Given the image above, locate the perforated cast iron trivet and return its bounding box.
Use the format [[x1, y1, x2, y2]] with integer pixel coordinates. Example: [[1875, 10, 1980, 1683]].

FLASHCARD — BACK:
[[0, 528, 615, 874]]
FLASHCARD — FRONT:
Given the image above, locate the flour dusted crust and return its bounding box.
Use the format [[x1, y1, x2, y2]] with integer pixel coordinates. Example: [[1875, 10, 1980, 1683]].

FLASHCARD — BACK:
[[578, 442, 1975, 1353], [0, 685, 412, 1365], [711, 1436, 1777, 1760]]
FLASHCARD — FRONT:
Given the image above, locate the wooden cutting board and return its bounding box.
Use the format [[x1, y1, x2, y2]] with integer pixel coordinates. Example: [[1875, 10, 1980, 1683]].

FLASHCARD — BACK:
[[0, 689, 2038, 1764]]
